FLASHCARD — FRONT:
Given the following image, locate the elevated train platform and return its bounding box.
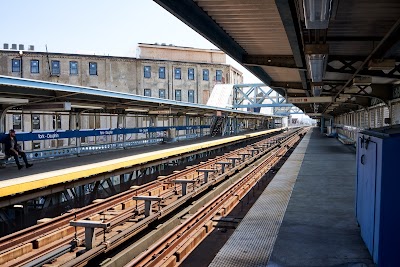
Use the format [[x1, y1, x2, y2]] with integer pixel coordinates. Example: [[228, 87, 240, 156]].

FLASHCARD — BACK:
[[0, 75, 287, 237], [209, 127, 374, 267], [0, 75, 284, 207], [0, 128, 284, 202]]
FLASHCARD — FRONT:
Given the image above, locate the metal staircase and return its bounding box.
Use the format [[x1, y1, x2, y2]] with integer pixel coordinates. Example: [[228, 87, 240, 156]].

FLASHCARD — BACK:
[[210, 116, 225, 137]]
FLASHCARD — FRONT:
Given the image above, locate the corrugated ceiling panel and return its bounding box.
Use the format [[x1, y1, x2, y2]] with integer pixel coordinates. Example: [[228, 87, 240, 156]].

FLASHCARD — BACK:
[[195, 0, 293, 55], [329, 1, 400, 37], [261, 66, 301, 82]]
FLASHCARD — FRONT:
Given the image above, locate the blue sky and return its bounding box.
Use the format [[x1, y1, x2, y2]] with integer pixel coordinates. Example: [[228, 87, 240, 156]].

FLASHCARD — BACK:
[[1, 0, 261, 82]]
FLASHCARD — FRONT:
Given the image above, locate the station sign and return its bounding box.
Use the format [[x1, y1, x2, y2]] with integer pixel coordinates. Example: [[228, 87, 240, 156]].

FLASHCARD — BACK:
[[11, 125, 211, 141], [287, 97, 333, 104]]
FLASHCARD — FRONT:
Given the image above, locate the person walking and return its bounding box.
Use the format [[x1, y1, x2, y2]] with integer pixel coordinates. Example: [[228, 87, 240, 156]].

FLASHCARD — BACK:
[[3, 129, 33, 170]]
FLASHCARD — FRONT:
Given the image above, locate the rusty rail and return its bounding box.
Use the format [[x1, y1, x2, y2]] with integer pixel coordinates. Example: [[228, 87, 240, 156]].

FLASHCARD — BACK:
[[61, 128, 307, 267], [125, 128, 307, 267], [0, 128, 306, 267]]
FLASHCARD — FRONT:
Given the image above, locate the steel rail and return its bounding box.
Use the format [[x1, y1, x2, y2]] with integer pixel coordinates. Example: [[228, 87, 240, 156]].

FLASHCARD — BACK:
[[0, 128, 303, 267], [60, 129, 306, 267], [125, 129, 307, 267], [0, 131, 274, 252]]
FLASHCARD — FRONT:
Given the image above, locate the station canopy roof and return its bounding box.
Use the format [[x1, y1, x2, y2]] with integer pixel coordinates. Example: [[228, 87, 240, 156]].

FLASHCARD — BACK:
[[0, 76, 281, 119], [154, 0, 400, 116]]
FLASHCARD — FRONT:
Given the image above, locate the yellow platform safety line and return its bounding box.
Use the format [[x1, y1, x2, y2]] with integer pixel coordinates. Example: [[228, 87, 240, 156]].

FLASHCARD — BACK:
[[0, 128, 283, 198]]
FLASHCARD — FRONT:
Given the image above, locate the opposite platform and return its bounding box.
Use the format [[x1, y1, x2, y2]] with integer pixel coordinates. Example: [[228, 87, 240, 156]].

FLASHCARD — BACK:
[[0, 128, 283, 198], [210, 127, 374, 267]]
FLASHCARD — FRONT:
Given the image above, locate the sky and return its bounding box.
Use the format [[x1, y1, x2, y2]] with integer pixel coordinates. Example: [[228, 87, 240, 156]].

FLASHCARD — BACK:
[[1, 0, 261, 83]]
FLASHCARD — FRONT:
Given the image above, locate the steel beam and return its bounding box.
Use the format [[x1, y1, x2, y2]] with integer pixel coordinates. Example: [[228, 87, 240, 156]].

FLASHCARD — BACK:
[[327, 18, 400, 114], [241, 53, 400, 80], [274, 0, 307, 89], [326, 65, 400, 79], [234, 104, 294, 108], [270, 81, 304, 89], [242, 55, 297, 68]]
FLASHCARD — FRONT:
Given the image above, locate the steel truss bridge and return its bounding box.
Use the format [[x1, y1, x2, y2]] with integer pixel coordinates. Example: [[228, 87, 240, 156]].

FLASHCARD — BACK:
[[233, 84, 304, 116]]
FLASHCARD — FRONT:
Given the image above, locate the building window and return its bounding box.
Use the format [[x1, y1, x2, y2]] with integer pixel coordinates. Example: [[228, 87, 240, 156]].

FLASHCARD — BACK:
[[13, 114, 22, 130], [51, 60, 60, 75], [159, 89, 166, 99], [188, 68, 195, 80], [159, 67, 165, 79], [53, 114, 62, 130], [175, 68, 181, 79], [70, 61, 78, 75], [89, 62, 97, 75], [175, 90, 182, 101], [32, 115, 40, 130], [12, 59, 21, 72], [144, 66, 151, 78], [216, 70, 222, 81], [30, 60, 39, 73], [188, 90, 195, 103], [203, 69, 209, 81], [144, 89, 152, 97]]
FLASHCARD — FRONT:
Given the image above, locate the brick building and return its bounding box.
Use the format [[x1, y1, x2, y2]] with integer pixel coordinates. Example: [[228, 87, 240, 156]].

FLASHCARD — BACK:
[[0, 43, 243, 104], [0, 43, 243, 150]]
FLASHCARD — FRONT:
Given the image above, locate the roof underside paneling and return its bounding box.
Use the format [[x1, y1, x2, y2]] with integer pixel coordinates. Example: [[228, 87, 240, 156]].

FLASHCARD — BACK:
[[195, 0, 293, 55], [155, 0, 400, 116], [0, 76, 279, 119], [261, 66, 301, 82]]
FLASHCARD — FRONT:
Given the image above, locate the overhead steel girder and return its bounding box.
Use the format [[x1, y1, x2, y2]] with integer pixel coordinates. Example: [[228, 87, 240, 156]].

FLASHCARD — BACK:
[[326, 57, 400, 79], [341, 84, 393, 102], [243, 55, 297, 68], [234, 104, 294, 108], [330, 18, 400, 103], [274, 0, 307, 90], [242, 54, 400, 79], [270, 81, 305, 90], [272, 81, 343, 96], [328, 87, 390, 114]]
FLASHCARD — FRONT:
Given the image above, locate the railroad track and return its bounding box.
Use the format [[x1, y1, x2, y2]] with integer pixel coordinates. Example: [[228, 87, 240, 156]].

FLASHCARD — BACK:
[[0, 127, 308, 267], [124, 128, 307, 267]]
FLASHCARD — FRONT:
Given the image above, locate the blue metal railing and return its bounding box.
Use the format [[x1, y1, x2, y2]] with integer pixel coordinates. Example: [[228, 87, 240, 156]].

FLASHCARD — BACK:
[[0, 125, 210, 165]]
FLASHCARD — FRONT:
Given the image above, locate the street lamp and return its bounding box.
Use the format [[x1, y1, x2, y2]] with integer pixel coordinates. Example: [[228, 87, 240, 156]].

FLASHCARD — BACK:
[[19, 50, 23, 78]]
